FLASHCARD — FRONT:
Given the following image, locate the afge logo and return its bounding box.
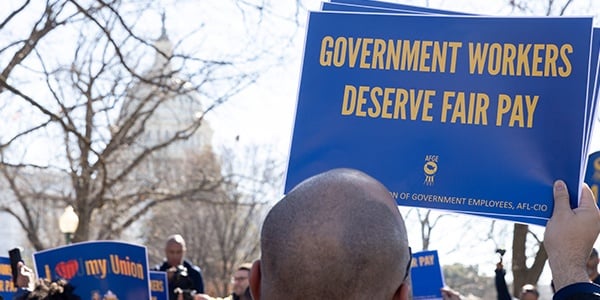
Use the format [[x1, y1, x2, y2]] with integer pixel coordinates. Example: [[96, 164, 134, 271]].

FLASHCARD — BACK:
[[424, 155, 439, 186]]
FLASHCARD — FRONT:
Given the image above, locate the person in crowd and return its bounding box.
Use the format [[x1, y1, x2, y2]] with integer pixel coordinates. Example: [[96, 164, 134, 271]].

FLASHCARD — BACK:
[[196, 263, 253, 300], [495, 261, 539, 300], [247, 168, 600, 300], [23, 278, 81, 300], [13, 261, 34, 300], [154, 234, 205, 299], [12, 262, 80, 300], [225, 263, 253, 300], [587, 248, 600, 285]]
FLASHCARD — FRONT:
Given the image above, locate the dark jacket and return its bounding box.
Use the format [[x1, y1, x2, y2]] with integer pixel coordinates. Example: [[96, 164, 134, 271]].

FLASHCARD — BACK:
[[553, 282, 600, 300], [233, 288, 252, 300], [155, 259, 205, 298], [495, 268, 512, 300], [593, 275, 600, 286]]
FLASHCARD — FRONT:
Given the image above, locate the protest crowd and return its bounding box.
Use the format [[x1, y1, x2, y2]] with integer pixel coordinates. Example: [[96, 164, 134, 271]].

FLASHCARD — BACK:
[[5, 168, 600, 300]]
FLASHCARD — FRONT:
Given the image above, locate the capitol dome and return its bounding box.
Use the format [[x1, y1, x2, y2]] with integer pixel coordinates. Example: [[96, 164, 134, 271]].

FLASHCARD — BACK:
[[116, 14, 213, 159]]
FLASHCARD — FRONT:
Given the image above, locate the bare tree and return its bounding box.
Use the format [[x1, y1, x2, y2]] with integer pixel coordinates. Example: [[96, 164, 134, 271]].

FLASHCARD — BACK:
[[407, 208, 449, 251], [510, 224, 547, 296], [508, 0, 577, 15], [0, 0, 296, 250]]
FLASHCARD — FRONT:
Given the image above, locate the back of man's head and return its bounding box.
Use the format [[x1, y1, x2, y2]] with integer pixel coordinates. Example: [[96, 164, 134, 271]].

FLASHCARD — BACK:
[[251, 168, 410, 300]]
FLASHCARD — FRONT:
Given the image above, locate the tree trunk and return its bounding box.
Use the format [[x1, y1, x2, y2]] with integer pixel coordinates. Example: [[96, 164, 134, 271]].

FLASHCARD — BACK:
[[511, 223, 548, 296]]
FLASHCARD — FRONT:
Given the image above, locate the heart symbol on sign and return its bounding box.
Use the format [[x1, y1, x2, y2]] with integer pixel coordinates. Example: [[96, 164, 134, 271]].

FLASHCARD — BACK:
[[55, 260, 78, 280]]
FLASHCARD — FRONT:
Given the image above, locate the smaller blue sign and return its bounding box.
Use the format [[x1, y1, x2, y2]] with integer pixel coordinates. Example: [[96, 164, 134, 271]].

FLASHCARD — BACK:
[[411, 250, 445, 300], [0, 256, 17, 300], [150, 271, 169, 300], [33, 241, 150, 300]]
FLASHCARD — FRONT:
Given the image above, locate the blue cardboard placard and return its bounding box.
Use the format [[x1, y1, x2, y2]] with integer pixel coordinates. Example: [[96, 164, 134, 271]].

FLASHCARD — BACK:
[[33, 241, 150, 300], [150, 271, 169, 300], [320, 1, 600, 225], [0, 257, 17, 300], [411, 250, 444, 300], [285, 11, 593, 226]]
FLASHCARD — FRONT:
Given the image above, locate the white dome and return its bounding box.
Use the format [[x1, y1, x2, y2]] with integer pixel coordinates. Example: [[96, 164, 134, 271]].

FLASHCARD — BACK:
[[117, 15, 213, 159]]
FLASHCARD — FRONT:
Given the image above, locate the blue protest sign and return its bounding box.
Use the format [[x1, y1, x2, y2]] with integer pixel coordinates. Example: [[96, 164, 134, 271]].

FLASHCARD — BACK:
[[0, 257, 17, 300], [320, 1, 600, 225], [285, 11, 593, 226], [33, 241, 150, 300], [150, 271, 169, 300], [411, 250, 444, 300]]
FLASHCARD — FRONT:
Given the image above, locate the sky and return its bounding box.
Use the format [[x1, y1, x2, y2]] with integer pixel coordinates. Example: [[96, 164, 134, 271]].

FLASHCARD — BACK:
[[2, 0, 600, 291]]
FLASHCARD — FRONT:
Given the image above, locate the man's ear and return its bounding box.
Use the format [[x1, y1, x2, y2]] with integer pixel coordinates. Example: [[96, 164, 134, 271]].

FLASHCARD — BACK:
[[249, 260, 262, 300], [393, 282, 410, 300]]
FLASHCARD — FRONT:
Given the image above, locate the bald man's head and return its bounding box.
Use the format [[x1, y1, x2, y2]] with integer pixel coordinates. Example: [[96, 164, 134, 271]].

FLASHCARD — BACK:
[[251, 168, 410, 300]]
